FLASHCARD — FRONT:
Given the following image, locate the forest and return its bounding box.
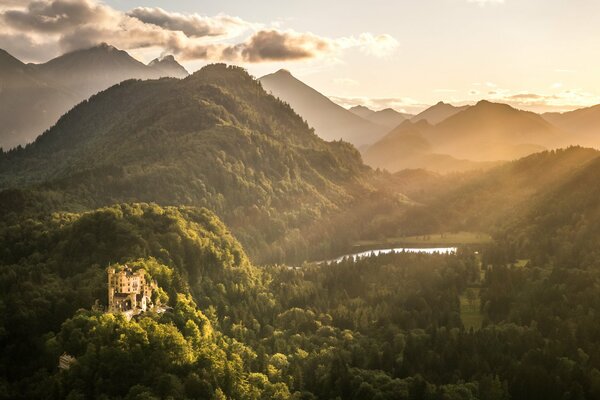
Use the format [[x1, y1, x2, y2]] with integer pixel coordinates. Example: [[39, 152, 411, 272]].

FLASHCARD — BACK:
[[2, 199, 600, 399], [3, 65, 600, 399]]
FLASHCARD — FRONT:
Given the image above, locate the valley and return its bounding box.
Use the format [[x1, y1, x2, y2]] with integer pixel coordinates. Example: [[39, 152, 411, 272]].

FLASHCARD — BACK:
[[2, 25, 600, 400]]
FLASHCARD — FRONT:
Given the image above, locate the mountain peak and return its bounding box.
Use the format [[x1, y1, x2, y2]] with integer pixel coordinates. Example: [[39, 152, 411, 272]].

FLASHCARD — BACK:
[[0, 48, 25, 70], [148, 54, 188, 78], [412, 102, 468, 125], [275, 68, 292, 76], [259, 69, 387, 145], [472, 100, 519, 113], [94, 42, 116, 50], [349, 105, 375, 119], [350, 105, 372, 111], [475, 99, 496, 107]]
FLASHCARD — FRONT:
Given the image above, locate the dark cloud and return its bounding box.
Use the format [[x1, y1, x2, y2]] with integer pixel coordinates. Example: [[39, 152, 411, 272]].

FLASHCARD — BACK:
[[0, 32, 60, 62], [2, 0, 109, 33], [127, 7, 249, 38], [212, 30, 332, 62], [0, 0, 397, 63]]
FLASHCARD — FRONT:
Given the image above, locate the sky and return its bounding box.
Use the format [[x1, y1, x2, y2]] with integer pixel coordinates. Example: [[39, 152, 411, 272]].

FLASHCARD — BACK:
[[1, 0, 599, 113]]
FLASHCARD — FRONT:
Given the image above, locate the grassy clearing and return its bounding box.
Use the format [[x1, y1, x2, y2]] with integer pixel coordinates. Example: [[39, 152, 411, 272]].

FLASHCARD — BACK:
[[354, 231, 493, 248], [460, 288, 482, 331]]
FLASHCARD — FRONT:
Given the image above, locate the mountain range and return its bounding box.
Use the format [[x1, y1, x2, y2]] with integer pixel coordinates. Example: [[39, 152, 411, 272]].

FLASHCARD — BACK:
[[411, 101, 469, 125], [363, 100, 569, 172], [3, 44, 600, 177], [543, 104, 600, 147], [0, 63, 397, 263], [259, 69, 388, 147], [348, 105, 412, 128], [0, 43, 188, 149]]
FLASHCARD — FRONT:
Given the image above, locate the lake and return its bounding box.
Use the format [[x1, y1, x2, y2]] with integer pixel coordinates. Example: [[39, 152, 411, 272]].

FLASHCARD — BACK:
[[324, 247, 457, 264]]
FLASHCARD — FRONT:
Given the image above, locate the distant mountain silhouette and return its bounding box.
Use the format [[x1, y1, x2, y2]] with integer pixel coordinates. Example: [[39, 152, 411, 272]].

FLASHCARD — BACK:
[[427, 100, 566, 161], [543, 104, 600, 147], [411, 101, 469, 125], [259, 69, 387, 146], [0, 64, 375, 262], [148, 55, 190, 78], [363, 100, 568, 171], [349, 105, 412, 128], [348, 105, 374, 119], [363, 120, 499, 173], [0, 44, 188, 149]]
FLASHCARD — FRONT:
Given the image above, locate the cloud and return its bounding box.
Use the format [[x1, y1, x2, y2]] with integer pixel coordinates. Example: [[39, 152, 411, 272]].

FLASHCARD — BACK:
[[222, 30, 334, 62], [2, 0, 111, 33], [127, 7, 254, 39], [0, 0, 399, 64], [0, 31, 61, 61], [484, 88, 600, 112]]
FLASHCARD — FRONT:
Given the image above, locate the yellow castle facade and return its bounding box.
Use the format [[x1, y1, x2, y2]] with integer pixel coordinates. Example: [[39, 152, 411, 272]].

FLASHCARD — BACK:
[[107, 266, 157, 314]]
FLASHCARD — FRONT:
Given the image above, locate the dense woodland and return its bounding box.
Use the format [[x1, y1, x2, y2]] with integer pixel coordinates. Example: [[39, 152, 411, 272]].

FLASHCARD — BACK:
[[3, 65, 600, 399], [4, 202, 600, 399], [0, 64, 407, 264]]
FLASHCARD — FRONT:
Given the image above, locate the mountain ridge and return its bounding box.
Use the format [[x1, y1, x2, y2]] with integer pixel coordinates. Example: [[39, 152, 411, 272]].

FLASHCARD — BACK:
[[0, 63, 391, 263], [259, 69, 387, 146], [0, 44, 189, 149], [349, 105, 411, 128]]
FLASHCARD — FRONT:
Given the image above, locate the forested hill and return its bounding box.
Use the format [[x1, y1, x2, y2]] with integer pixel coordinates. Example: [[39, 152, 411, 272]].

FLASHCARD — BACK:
[[0, 64, 388, 262], [399, 146, 600, 263], [500, 152, 600, 266], [0, 202, 286, 399]]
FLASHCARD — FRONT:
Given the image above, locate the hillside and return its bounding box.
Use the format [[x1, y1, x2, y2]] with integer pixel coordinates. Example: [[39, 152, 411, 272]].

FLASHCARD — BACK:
[[399, 146, 600, 238], [349, 105, 410, 128], [0, 50, 76, 150], [0, 202, 290, 399], [501, 152, 600, 265], [259, 69, 387, 146], [0, 64, 397, 262], [362, 120, 499, 173], [0, 44, 188, 149], [543, 104, 600, 147], [426, 100, 566, 161], [411, 101, 469, 125]]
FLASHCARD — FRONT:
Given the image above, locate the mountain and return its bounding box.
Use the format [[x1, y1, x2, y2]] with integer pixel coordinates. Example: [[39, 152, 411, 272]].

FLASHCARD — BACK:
[[426, 100, 566, 161], [33, 43, 189, 92], [0, 64, 398, 263], [543, 104, 600, 147], [411, 101, 469, 125], [402, 146, 600, 237], [0, 44, 188, 149], [0, 49, 77, 151], [148, 54, 189, 78], [362, 120, 499, 173], [349, 105, 375, 119], [412, 145, 600, 266], [259, 69, 387, 146], [349, 105, 411, 128]]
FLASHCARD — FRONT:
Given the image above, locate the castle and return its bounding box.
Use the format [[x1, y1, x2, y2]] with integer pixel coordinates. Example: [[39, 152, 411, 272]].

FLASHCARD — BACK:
[[107, 266, 157, 315]]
